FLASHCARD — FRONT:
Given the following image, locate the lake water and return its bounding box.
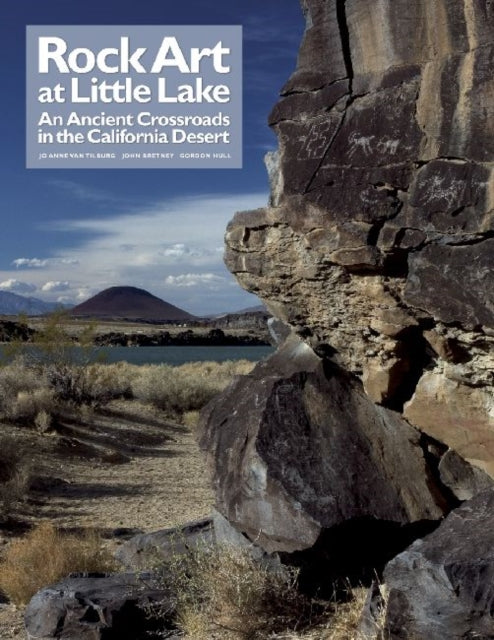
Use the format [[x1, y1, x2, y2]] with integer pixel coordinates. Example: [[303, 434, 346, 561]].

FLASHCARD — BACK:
[[95, 345, 274, 365], [0, 345, 274, 366]]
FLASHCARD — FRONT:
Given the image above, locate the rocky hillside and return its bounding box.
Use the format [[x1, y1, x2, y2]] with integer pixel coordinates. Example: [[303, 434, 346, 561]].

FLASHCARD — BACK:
[[0, 291, 59, 316], [71, 286, 195, 322]]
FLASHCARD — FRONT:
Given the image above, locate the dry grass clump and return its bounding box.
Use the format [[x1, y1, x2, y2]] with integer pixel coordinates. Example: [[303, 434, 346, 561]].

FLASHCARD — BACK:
[[47, 361, 134, 407], [0, 522, 117, 604], [82, 362, 134, 400], [182, 410, 201, 428], [150, 542, 381, 640], [176, 359, 255, 380], [0, 357, 255, 426], [0, 360, 133, 424], [0, 359, 55, 424], [0, 436, 30, 521], [263, 585, 388, 640], [131, 360, 255, 420], [155, 544, 324, 640], [312, 588, 369, 640]]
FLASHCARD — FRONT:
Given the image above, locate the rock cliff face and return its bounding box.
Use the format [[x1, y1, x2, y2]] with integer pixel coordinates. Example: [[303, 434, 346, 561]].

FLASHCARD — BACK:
[[224, 0, 494, 475]]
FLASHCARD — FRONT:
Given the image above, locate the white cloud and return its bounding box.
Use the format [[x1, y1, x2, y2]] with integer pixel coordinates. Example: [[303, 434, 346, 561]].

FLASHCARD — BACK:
[[76, 288, 94, 301], [165, 273, 226, 288], [12, 257, 79, 269], [12, 258, 48, 268], [0, 279, 36, 294], [161, 243, 190, 257], [41, 281, 70, 293]]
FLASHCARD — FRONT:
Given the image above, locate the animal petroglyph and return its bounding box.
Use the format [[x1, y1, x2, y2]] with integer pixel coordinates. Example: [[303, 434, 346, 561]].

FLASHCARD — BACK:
[[348, 132, 401, 159]]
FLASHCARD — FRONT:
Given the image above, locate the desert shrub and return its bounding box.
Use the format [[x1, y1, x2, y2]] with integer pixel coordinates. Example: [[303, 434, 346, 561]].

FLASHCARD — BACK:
[[131, 360, 255, 419], [132, 366, 218, 414], [44, 362, 131, 407], [34, 409, 52, 433], [77, 362, 135, 404], [154, 544, 320, 640], [0, 522, 117, 604], [182, 410, 201, 428], [0, 359, 55, 424], [0, 436, 30, 521], [6, 388, 55, 422], [23, 311, 103, 407], [0, 354, 255, 423], [0, 353, 132, 418]]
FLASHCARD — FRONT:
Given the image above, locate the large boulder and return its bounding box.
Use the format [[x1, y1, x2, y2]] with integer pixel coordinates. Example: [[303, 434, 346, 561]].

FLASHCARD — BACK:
[[377, 489, 494, 639], [223, 0, 494, 474], [199, 335, 451, 557]]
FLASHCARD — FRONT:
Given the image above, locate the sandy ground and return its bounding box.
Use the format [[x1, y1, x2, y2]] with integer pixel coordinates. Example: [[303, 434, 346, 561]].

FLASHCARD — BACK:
[[0, 399, 214, 639]]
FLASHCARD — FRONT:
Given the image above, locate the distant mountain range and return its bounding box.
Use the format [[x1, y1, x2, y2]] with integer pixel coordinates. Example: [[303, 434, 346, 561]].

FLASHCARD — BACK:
[[0, 286, 266, 323], [210, 304, 267, 319], [71, 286, 195, 321], [0, 291, 62, 316]]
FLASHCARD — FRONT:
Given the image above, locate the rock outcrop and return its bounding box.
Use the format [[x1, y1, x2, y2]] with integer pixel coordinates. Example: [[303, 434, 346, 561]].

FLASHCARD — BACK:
[[376, 489, 494, 639], [116, 518, 216, 571], [0, 320, 35, 343], [224, 0, 494, 474], [93, 328, 269, 347]]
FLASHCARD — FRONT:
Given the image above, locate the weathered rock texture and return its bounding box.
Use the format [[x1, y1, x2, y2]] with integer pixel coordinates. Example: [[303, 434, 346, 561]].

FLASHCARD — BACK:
[[200, 335, 450, 554], [24, 572, 173, 640], [378, 489, 494, 639], [116, 518, 215, 571], [225, 0, 494, 475]]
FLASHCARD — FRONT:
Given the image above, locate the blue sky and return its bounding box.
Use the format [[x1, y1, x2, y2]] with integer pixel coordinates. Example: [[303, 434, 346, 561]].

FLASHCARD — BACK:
[[0, 0, 304, 315]]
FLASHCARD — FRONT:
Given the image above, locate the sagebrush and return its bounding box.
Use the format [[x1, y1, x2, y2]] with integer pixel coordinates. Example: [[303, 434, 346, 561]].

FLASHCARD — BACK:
[[0, 358, 254, 425], [0, 522, 117, 604], [131, 360, 253, 418], [153, 543, 326, 640]]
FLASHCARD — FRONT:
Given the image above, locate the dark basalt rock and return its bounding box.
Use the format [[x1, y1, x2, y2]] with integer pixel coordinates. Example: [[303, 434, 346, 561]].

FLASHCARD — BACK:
[[116, 518, 215, 571], [404, 240, 494, 328], [116, 513, 278, 574], [93, 328, 269, 347], [198, 0, 494, 635], [0, 320, 35, 343], [24, 572, 174, 640], [199, 335, 450, 556], [375, 489, 494, 640], [438, 448, 494, 501]]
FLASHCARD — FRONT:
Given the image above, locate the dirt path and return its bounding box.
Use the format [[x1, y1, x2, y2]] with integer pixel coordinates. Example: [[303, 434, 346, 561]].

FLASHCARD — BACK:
[[0, 399, 214, 638]]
